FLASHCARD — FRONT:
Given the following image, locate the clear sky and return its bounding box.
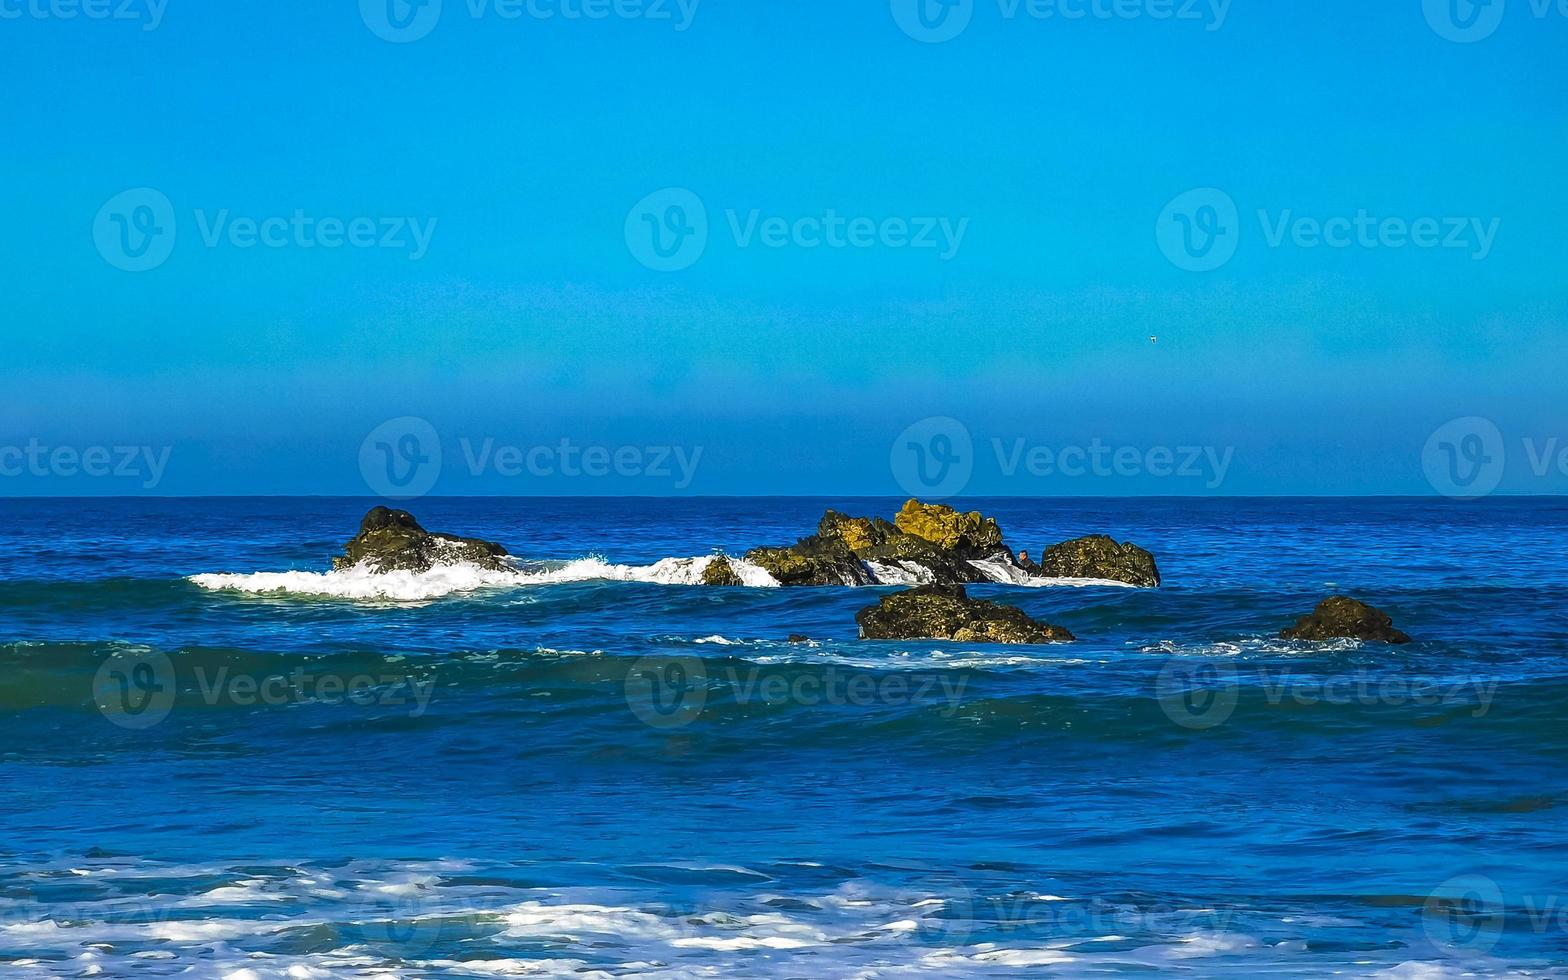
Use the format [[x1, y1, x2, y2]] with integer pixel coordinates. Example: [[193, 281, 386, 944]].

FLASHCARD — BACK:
[[1, 0, 1564, 496]]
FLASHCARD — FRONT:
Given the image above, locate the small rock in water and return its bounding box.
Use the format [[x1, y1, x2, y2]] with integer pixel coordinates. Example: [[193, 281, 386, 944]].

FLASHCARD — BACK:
[[701, 556, 744, 586], [1280, 595, 1412, 644], [856, 584, 1075, 645], [1035, 535, 1160, 588], [333, 507, 510, 574]]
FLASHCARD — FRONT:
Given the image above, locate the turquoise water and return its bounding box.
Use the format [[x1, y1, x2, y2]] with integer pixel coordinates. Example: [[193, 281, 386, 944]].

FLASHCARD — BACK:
[[2, 497, 1567, 977]]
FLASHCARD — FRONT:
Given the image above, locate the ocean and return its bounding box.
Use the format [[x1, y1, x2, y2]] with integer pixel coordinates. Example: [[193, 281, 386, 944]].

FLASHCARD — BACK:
[[2, 496, 1566, 978]]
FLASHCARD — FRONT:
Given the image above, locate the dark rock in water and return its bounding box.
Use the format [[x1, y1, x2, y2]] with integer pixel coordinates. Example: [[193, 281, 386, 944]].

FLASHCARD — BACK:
[[701, 556, 744, 586], [1035, 535, 1160, 588], [856, 584, 1075, 645], [747, 500, 1020, 587], [746, 535, 874, 586], [1281, 596, 1412, 644], [787, 634, 811, 644], [333, 507, 510, 574]]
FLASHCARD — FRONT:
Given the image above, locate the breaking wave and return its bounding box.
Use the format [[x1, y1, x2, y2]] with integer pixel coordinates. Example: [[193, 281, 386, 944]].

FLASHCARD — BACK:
[[189, 554, 1142, 602]]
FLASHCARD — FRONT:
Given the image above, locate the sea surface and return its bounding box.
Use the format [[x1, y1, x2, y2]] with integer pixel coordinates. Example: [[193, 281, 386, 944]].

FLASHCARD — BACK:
[[2, 496, 1567, 978]]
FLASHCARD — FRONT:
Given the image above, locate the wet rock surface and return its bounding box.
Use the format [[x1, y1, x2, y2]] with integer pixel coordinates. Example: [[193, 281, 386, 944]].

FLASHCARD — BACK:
[[856, 584, 1075, 645], [1281, 596, 1412, 644], [333, 507, 511, 574], [1033, 535, 1161, 588]]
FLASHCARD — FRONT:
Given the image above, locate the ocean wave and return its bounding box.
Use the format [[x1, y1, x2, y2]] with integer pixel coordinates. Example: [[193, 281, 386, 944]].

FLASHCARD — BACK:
[[1, 855, 1545, 979], [187, 553, 1141, 603], [189, 555, 782, 601]]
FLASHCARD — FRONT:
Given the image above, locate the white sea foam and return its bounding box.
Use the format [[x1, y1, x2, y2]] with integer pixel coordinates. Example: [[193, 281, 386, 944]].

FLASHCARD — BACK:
[[189, 546, 1150, 602], [190, 555, 781, 601]]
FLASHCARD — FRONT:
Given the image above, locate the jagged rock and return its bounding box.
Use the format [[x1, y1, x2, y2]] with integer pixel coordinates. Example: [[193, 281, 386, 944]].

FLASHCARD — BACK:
[[747, 500, 1019, 587], [701, 556, 744, 586], [332, 507, 510, 574], [786, 634, 811, 644], [1035, 535, 1160, 588], [1281, 596, 1412, 645], [856, 584, 1075, 645], [892, 500, 1005, 558], [746, 535, 874, 586]]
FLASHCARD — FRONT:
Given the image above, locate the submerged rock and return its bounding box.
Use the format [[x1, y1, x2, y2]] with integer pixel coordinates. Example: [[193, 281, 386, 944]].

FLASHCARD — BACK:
[[333, 507, 510, 574], [1280, 596, 1412, 645], [856, 584, 1075, 645], [746, 500, 1019, 587], [1035, 535, 1160, 588], [701, 556, 744, 586]]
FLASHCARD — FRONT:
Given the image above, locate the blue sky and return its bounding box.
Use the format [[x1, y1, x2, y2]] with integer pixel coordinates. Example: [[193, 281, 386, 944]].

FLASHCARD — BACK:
[[1, 0, 1564, 496]]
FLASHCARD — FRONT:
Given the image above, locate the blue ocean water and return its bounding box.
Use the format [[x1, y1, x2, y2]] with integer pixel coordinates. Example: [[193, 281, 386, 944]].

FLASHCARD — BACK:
[[2, 496, 1567, 978]]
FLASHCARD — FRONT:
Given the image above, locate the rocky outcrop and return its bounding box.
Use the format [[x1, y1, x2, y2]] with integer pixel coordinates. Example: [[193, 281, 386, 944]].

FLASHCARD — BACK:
[[701, 556, 744, 586], [1280, 596, 1411, 645], [333, 507, 510, 574], [857, 585, 1074, 644], [892, 500, 1005, 557], [745, 500, 1019, 587], [1033, 535, 1160, 588], [746, 534, 875, 586]]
